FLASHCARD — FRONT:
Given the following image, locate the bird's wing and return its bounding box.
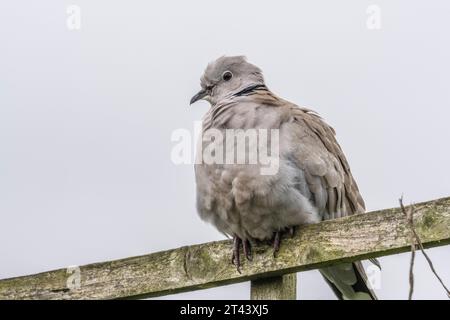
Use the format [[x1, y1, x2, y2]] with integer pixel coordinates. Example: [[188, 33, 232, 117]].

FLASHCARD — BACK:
[[286, 104, 377, 300], [288, 105, 365, 219]]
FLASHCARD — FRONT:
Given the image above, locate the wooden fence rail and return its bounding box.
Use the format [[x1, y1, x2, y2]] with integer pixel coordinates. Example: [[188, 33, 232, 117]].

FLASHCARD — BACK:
[[1, 196, 449, 300]]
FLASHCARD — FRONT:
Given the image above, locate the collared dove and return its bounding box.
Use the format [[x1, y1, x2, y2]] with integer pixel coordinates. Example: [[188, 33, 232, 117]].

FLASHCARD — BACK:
[[190, 56, 378, 300]]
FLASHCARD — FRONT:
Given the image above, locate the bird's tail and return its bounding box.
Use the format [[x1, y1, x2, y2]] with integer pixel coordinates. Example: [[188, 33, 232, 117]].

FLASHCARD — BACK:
[[320, 262, 377, 300]]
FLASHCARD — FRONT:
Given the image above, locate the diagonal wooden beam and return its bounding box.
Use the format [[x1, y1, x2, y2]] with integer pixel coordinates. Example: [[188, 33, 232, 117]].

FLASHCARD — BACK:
[[1, 196, 449, 300]]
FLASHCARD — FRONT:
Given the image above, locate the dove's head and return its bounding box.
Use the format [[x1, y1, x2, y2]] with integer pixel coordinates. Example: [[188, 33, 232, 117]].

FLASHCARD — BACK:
[[190, 56, 265, 105]]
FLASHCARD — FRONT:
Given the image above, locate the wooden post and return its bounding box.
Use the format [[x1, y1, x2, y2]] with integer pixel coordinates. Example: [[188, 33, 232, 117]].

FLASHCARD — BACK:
[[250, 273, 297, 300]]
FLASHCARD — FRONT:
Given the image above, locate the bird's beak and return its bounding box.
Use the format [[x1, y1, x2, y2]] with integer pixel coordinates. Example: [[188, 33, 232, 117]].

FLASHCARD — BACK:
[[190, 89, 208, 105]]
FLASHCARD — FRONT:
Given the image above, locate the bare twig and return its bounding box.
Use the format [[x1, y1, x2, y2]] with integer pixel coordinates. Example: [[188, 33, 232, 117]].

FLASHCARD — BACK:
[[400, 197, 450, 299], [400, 196, 416, 300]]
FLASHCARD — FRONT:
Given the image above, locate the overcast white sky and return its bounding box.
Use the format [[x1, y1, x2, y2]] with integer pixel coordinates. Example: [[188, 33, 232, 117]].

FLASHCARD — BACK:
[[0, 0, 449, 299]]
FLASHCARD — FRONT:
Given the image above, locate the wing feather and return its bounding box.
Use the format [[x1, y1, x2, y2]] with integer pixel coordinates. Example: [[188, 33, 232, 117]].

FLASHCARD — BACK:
[[288, 105, 365, 218]]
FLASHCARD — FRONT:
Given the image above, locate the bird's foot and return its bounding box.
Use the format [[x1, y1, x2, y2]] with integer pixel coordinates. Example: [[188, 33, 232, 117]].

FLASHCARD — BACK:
[[231, 236, 252, 273], [273, 226, 297, 257], [243, 238, 253, 261], [273, 231, 281, 257], [288, 226, 296, 238], [231, 236, 241, 273], [232, 227, 295, 271]]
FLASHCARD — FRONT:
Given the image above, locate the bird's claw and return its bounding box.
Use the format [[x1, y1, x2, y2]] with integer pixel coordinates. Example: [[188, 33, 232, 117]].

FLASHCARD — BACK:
[[243, 239, 253, 261], [232, 236, 242, 273], [273, 231, 281, 257], [289, 226, 296, 238], [232, 228, 296, 271], [273, 227, 296, 257], [231, 236, 253, 273]]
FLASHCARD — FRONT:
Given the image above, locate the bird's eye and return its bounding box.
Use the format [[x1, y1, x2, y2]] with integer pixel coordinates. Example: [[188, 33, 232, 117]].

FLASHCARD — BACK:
[[222, 71, 233, 81]]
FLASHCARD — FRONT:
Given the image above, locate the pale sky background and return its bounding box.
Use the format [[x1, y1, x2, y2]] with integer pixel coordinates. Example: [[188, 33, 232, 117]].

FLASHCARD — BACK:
[[1, 1, 449, 299]]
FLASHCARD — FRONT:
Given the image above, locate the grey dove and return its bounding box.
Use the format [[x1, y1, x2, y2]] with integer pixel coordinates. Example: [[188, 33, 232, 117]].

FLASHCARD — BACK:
[[190, 56, 378, 300]]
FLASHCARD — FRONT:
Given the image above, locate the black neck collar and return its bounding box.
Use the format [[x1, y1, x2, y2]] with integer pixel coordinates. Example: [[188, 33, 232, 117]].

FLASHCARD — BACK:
[[233, 84, 267, 97]]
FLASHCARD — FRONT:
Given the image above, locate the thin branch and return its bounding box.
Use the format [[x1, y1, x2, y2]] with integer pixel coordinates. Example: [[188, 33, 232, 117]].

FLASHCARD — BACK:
[[401, 197, 416, 300], [400, 197, 450, 299], [408, 245, 416, 300]]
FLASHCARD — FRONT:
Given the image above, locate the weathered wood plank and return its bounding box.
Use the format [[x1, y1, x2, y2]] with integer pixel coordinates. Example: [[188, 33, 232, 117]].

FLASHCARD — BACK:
[[251, 274, 297, 300], [1, 196, 449, 300]]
